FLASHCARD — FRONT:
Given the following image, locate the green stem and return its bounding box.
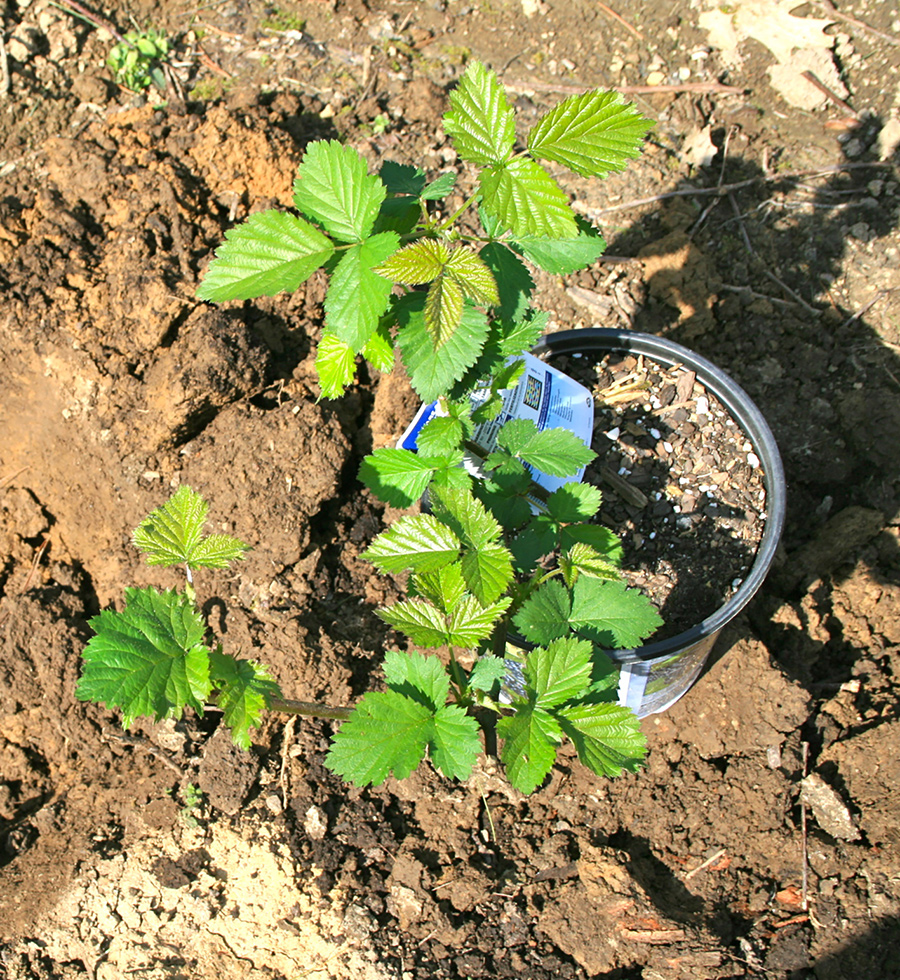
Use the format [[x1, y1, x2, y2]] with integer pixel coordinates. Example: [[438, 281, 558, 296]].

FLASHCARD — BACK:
[[447, 647, 469, 700], [435, 191, 480, 234], [269, 696, 353, 721]]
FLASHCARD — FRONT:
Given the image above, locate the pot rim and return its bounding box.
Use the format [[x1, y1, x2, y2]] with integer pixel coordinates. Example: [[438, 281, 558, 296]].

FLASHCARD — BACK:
[[532, 327, 786, 665]]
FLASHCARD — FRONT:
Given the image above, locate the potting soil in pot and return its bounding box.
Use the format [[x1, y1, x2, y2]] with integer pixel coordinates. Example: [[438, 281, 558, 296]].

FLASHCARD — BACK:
[[545, 349, 768, 642]]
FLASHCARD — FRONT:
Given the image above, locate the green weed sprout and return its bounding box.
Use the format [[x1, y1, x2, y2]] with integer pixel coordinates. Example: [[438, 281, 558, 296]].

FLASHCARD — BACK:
[[108, 28, 169, 92], [79, 63, 661, 795]]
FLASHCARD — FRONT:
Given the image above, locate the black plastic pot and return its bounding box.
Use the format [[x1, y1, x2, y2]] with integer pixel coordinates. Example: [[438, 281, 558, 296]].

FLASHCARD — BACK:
[[531, 328, 786, 717]]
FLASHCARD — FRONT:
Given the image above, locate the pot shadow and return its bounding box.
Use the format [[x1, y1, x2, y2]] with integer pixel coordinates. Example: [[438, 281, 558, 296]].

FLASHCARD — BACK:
[[596, 116, 900, 690]]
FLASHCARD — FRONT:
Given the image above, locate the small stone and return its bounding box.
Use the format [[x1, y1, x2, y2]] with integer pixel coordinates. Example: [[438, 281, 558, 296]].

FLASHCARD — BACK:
[[646, 70, 666, 86], [265, 793, 284, 815]]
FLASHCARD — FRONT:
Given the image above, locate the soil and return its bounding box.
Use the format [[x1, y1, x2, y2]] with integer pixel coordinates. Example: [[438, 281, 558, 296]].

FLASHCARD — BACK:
[[2, 2, 900, 979], [548, 348, 768, 640]]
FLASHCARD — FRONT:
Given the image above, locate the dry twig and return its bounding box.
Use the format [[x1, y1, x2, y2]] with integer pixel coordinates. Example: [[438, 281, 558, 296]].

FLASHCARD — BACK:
[[590, 161, 894, 216], [683, 847, 728, 880], [0, 32, 10, 98], [505, 78, 745, 97], [813, 0, 900, 46], [801, 70, 858, 117], [597, 2, 644, 40], [801, 741, 810, 911]]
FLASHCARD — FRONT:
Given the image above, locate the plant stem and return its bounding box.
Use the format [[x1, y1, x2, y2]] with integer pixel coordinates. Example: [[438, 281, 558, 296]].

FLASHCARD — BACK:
[[435, 192, 479, 234], [269, 695, 353, 721], [51, 0, 127, 44]]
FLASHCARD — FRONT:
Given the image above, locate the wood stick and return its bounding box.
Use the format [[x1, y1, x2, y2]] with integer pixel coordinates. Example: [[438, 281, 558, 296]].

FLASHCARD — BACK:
[[597, 2, 644, 40]]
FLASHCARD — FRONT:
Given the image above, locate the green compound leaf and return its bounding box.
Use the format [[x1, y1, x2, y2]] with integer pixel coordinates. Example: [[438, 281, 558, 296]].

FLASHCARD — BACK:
[[512, 578, 571, 646], [430, 704, 482, 780], [379, 597, 454, 648], [292, 140, 386, 242], [497, 419, 595, 477], [325, 233, 399, 352], [358, 447, 438, 508], [316, 331, 357, 399], [76, 586, 211, 727], [376, 238, 450, 284], [384, 649, 450, 711], [379, 161, 427, 196], [557, 702, 647, 777], [196, 210, 334, 302], [429, 486, 503, 551], [560, 523, 624, 564], [133, 485, 248, 569], [395, 293, 489, 402], [546, 482, 603, 523], [362, 321, 395, 374], [514, 217, 608, 275], [413, 563, 467, 613], [460, 544, 514, 606], [363, 513, 461, 574], [479, 242, 535, 322], [444, 248, 500, 306], [422, 172, 457, 200], [525, 637, 593, 708], [325, 690, 432, 786], [416, 416, 464, 456], [448, 594, 512, 646], [528, 90, 652, 178], [425, 274, 465, 348], [444, 60, 516, 166], [468, 654, 508, 693], [497, 704, 561, 795], [570, 577, 662, 649], [480, 158, 578, 240], [209, 648, 282, 750], [560, 541, 621, 588]]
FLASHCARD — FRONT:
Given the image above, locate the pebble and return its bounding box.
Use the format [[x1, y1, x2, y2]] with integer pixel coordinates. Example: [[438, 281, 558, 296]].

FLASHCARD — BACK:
[[747, 452, 760, 469]]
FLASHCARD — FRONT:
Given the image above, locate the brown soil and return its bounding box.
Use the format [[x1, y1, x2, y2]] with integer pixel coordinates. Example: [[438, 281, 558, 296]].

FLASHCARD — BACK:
[[2, 2, 900, 979]]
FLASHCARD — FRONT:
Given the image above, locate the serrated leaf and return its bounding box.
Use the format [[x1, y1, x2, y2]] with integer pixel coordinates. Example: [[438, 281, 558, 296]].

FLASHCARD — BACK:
[[497, 419, 595, 477], [479, 242, 535, 322], [557, 702, 647, 777], [379, 161, 427, 196], [76, 587, 211, 726], [570, 577, 662, 649], [429, 486, 502, 550], [375, 195, 421, 236], [362, 322, 395, 373], [188, 534, 251, 569], [561, 523, 624, 564], [468, 654, 508, 693], [444, 60, 516, 165], [413, 563, 467, 613], [133, 485, 205, 566], [448, 594, 512, 647], [363, 513, 461, 573], [197, 210, 335, 302], [460, 544, 514, 606], [379, 597, 452, 647], [325, 232, 399, 352], [496, 311, 549, 358], [384, 649, 450, 711], [376, 238, 450, 284], [445, 248, 500, 306], [528, 90, 652, 178], [546, 482, 603, 523], [425, 274, 465, 348], [514, 216, 607, 274], [416, 416, 464, 456], [428, 452, 470, 491], [422, 172, 457, 200], [560, 541, 620, 587], [358, 448, 437, 507], [395, 293, 489, 402], [292, 140, 386, 242], [430, 704, 481, 780], [497, 704, 560, 794], [525, 637, 592, 708], [316, 331, 357, 399], [512, 578, 571, 646], [209, 649, 281, 750], [480, 158, 578, 240], [325, 690, 432, 786], [133, 485, 248, 569]]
